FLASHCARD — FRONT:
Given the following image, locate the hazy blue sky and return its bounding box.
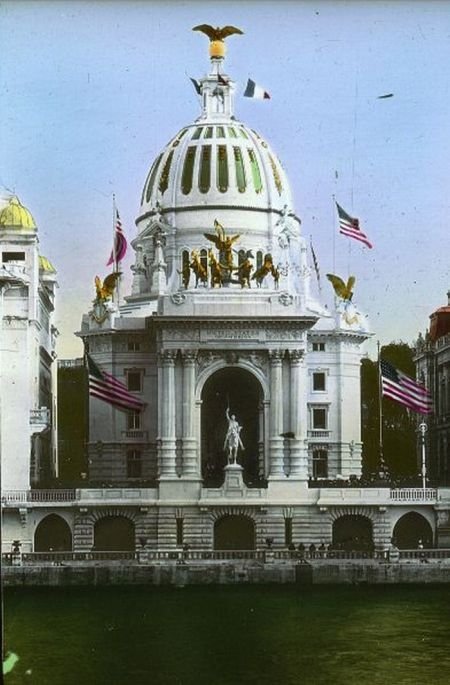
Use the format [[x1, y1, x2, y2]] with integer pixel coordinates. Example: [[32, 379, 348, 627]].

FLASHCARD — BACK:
[[1, 0, 449, 358]]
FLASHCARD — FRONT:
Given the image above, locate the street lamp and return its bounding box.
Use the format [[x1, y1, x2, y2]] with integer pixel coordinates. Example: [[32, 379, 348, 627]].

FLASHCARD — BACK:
[[418, 421, 428, 492]]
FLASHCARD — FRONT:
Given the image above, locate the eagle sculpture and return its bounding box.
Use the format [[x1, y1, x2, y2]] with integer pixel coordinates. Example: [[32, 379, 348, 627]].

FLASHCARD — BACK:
[[192, 25, 244, 42], [95, 272, 121, 301], [326, 274, 356, 301]]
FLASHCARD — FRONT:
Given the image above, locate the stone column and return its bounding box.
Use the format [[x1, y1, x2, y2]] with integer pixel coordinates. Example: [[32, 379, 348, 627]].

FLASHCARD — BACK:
[[181, 350, 199, 477], [288, 350, 308, 479], [268, 350, 285, 478], [159, 350, 177, 478]]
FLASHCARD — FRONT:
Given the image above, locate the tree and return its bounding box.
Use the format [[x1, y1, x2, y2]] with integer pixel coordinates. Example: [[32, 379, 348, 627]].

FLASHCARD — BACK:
[[361, 342, 418, 479]]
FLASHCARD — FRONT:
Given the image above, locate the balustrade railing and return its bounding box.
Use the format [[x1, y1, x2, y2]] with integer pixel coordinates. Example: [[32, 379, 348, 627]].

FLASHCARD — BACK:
[[3, 549, 450, 565], [390, 488, 437, 502], [2, 489, 76, 503]]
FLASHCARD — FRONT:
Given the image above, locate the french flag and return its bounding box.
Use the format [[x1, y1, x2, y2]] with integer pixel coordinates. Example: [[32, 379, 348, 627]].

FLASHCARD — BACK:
[[243, 78, 271, 100]]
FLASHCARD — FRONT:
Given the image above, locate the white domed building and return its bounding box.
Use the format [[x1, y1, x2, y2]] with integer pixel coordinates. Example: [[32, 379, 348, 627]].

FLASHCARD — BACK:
[[74, 34, 380, 554]]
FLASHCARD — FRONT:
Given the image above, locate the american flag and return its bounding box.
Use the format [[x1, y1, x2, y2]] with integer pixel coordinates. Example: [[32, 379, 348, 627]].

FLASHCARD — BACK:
[[336, 202, 372, 249], [107, 209, 128, 266], [380, 359, 432, 415], [87, 354, 145, 412]]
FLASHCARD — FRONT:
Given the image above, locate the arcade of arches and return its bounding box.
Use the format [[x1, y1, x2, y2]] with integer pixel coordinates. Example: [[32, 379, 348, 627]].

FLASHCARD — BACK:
[[201, 367, 264, 487]]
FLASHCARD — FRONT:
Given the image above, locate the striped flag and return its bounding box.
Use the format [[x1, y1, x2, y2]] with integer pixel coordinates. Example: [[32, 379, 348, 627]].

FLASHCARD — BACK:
[[107, 209, 127, 266], [336, 202, 372, 249], [310, 238, 321, 291], [87, 354, 145, 412], [380, 359, 432, 415], [243, 79, 271, 100], [190, 77, 202, 95]]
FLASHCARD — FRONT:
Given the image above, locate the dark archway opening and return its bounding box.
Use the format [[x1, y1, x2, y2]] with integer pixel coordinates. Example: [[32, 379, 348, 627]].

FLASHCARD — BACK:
[[214, 515, 256, 550], [201, 366, 264, 487], [332, 515, 373, 551], [393, 512, 433, 549], [34, 514, 72, 552], [94, 516, 135, 551]]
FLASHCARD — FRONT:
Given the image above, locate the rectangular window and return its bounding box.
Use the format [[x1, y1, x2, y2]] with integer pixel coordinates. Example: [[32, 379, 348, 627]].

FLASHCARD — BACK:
[[126, 371, 142, 392], [313, 449, 328, 478], [127, 450, 142, 478], [284, 518, 293, 546], [127, 411, 141, 430], [312, 408, 327, 430], [2, 251, 25, 262], [128, 341, 141, 352], [312, 342, 325, 352], [313, 372, 326, 391], [176, 518, 184, 546]]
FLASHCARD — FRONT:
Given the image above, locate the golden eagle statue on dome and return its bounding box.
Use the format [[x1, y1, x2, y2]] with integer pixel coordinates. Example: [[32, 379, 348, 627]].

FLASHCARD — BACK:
[[192, 24, 244, 58]]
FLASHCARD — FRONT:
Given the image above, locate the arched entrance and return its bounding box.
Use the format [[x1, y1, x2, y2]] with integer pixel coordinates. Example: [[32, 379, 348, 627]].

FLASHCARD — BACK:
[[214, 515, 256, 550], [332, 515, 373, 551], [393, 512, 433, 549], [94, 516, 135, 551], [34, 514, 72, 552], [201, 366, 264, 486]]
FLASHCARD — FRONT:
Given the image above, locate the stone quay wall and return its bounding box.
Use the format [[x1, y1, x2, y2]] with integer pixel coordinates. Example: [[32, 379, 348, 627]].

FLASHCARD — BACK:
[[3, 561, 450, 586]]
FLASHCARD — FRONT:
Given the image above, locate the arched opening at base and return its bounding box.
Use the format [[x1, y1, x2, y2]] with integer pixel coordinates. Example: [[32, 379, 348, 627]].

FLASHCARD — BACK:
[[34, 514, 72, 552], [214, 515, 256, 550], [94, 516, 135, 551], [201, 366, 264, 487], [332, 515, 373, 551], [393, 512, 433, 549]]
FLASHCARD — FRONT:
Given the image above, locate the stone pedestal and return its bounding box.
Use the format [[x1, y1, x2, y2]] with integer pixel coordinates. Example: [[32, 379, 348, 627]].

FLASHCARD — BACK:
[[223, 463, 245, 493]]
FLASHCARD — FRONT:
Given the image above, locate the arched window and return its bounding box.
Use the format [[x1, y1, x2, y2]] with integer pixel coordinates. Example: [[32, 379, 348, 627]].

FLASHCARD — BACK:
[[181, 147, 196, 195], [199, 146, 212, 193], [233, 147, 246, 193], [142, 153, 163, 204], [332, 515, 373, 551], [158, 150, 174, 194], [248, 149, 263, 193], [256, 251, 263, 270], [217, 145, 229, 193], [393, 512, 433, 549]]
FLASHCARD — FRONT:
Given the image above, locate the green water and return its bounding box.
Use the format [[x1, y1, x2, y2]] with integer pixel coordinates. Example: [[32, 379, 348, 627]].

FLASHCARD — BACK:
[[4, 585, 450, 685]]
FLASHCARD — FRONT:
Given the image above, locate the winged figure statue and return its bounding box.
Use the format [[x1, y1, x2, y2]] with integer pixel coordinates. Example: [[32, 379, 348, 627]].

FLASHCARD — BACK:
[[326, 274, 356, 301], [204, 219, 241, 271], [95, 272, 121, 301], [192, 25, 244, 42]]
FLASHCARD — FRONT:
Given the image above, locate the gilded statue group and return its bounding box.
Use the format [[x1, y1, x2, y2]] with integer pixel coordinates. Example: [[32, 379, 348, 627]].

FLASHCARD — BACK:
[[179, 219, 280, 290]]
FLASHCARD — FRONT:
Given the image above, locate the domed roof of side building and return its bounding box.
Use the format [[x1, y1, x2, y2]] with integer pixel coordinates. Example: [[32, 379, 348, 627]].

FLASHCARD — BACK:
[[0, 195, 36, 230], [39, 255, 56, 273]]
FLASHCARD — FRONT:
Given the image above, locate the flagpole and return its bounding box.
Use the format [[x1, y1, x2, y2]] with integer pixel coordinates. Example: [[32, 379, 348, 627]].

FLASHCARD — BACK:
[[112, 194, 121, 306], [377, 340, 384, 475]]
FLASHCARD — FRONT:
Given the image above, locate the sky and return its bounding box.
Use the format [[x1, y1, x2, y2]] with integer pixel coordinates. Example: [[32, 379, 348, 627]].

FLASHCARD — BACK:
[[1, 0, 449, 360]]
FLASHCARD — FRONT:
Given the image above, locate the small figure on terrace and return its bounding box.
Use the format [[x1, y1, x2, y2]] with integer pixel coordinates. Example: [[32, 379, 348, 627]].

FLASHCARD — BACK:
[[224, 407, 244, 464]]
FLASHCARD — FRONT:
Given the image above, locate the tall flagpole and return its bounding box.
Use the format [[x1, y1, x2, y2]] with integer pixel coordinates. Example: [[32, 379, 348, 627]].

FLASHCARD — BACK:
[[377, 340, 384, 475], [112, 193, 121, 306], [419, 421, 427, 492]]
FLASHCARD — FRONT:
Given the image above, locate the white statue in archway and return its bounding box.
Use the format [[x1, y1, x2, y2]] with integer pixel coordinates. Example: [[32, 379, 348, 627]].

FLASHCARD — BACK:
[[224, 407, 244, 464]]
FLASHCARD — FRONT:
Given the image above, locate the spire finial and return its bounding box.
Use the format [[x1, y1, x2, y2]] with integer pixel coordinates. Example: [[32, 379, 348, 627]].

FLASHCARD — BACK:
[[192, 24, 244, 61]]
